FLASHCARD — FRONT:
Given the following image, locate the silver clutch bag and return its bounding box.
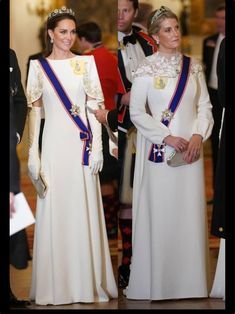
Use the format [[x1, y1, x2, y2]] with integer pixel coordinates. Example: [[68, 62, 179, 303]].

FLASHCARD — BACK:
[[167, 151, 199, 167], [28, 172, 48, 198], [166, 151, 188, 167]]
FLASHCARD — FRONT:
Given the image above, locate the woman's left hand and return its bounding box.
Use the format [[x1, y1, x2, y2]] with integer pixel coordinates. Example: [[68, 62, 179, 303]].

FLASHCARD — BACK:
[[183, 134, 203, 163]]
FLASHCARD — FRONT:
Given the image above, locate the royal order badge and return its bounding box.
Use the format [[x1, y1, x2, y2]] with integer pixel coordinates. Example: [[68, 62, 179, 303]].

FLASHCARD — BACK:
[[161, 108, 174, 123], [70, 104, 80, 116], [70, 59, 86, 75], [154, 76, 168, 89]]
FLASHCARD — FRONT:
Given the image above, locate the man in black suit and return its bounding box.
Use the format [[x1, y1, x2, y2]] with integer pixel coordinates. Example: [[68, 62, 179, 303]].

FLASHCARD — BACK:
[[211, 38, 225, 239], [117, 0, 157, 288], [209, 37, 225, 299], [202, 4, 225, 191], [10, 49, 31, 307]]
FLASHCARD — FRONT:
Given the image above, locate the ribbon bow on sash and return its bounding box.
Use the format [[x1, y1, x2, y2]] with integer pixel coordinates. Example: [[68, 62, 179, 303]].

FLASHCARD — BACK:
[[148, 55, 191, 163], [38, 58, 92, 166]]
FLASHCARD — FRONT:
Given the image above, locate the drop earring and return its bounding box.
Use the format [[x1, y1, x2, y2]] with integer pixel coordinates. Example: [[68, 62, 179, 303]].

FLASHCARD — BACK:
[[156, 38, 160, 45], [50, 38, 54, 44]]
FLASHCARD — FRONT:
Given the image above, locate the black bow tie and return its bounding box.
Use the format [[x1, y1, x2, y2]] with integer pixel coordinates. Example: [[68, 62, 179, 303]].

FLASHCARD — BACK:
[[123, 33, 137, 46]]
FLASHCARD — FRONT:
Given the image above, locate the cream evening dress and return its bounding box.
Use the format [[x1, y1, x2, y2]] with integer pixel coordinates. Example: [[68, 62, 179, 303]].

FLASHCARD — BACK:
[[27, 55, 118, 305], [126, 51, 214, 300]]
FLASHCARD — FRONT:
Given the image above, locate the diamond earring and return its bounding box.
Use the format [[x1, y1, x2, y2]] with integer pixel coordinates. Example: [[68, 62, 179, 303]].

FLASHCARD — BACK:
[[50, 38, 54, 44]]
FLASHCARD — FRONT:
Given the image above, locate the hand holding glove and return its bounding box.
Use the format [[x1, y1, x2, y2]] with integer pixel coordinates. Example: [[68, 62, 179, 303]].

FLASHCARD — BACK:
[[28, 106, 41, 180], [86, 99, 103, 175]]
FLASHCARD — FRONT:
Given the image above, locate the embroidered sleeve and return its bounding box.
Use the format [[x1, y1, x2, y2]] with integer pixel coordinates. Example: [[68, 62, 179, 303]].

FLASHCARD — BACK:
[[191, 58, 214, 141], [190, 58, 204, 77], [83, 55, 104, 106], [26, 60, 43, 107]]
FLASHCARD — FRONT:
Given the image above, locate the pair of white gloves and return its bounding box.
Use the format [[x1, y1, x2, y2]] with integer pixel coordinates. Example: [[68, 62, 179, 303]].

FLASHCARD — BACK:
[[28, 100, 103, 180]]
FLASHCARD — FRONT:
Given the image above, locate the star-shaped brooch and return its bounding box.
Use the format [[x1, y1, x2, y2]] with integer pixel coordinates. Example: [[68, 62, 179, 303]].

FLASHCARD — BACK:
[[70, 104, 80, 116], [161, 108, 174, 122]]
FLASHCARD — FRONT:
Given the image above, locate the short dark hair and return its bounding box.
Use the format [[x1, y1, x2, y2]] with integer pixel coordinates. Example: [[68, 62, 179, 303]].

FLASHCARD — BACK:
[[134, 3, 152, 23], [128, 0, 139, 10], [77, 22, 102, 43], [216, 3, 225, 12]]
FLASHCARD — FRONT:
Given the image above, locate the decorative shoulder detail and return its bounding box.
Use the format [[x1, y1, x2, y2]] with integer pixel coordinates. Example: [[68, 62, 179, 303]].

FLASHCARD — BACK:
[[134, 53, 182, 79], [27, 60, 43, 106], [190, 58, 204, 75], [82, 56, 104, 102], [133, 57, 154, 78]]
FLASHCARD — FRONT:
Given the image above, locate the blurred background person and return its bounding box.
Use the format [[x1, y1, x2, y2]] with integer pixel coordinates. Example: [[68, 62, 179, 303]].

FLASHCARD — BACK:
[[210, 37, 225, 301], [202, 3, 225, 203], [10, 48, 31, 308], [132, 2, 153, 33]]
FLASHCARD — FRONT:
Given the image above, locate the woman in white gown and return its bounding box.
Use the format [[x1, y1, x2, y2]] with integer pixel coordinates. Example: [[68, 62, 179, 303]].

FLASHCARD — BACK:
[[126, 6, 214, 300], [26, 7, 117, 305]]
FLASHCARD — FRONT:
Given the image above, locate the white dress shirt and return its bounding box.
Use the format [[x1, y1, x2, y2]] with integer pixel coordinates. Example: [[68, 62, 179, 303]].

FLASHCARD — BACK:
[[118, 31, 146, 83], [208, 33, 225, 90]]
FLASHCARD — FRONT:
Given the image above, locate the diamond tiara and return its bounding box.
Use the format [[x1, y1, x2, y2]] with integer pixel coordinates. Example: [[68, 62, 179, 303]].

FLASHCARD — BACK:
[[48, 6, 75, 21], [151, 6, 171, 25]]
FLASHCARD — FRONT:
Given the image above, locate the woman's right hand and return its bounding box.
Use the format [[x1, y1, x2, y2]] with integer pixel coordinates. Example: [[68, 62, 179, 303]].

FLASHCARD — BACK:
[[163, 135, 189, 152]]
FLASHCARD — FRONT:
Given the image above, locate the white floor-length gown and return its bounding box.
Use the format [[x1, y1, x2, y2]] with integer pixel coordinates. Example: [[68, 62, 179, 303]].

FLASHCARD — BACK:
[[210, 238, 225, 300], [27, 55, 118, 305], [126, 51, 214, 300]]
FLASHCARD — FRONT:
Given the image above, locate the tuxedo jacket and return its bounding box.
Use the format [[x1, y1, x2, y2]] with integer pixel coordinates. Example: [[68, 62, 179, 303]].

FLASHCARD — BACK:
[[211, 38, 225, 238], [202, 33, 219, 84], [118, 29, 157, 132]]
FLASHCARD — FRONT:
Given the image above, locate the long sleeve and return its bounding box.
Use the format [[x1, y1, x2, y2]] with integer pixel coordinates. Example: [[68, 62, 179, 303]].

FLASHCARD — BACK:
[[83, 56, 104, 173], [129, 76, 171, 144], [191, 61, 214, 141], [107, 109, 118, 132], [84, 56, 104, 153]]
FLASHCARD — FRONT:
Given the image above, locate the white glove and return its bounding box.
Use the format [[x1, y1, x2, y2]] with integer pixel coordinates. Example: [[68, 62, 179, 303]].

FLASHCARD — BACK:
[[28, 107, 41, 180], [86, 99, 103, 175]]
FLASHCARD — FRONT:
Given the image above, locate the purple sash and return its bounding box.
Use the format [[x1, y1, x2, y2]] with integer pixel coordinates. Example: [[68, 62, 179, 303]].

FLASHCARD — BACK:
[[148, 55, 191, 163], [38, 58, 91, 166]]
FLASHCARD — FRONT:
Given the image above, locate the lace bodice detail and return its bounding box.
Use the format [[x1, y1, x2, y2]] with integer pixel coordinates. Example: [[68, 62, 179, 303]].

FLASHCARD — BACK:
[[134, 51, 203, 79]]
